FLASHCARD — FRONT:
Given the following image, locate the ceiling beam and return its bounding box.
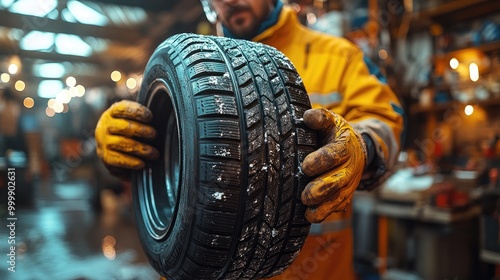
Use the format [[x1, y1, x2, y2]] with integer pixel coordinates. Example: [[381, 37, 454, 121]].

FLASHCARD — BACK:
[[0, 10, 145, 44], [17, 73, 116, 90], [88, 0, 178, 11], [0, 47, 146, 72]]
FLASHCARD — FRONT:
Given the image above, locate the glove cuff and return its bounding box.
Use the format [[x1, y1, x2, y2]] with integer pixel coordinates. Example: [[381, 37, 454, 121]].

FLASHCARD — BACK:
[[353, 129, 368, 169], [361, 133, 376, 169]]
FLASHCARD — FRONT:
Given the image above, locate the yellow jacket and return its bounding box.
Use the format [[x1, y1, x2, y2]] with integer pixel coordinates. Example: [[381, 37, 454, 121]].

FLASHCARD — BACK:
[[252, 7, 405, 279], [253, 6, 405, 190]]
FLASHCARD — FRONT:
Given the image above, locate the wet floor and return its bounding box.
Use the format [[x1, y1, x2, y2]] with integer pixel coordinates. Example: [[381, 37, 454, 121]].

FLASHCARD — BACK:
[[0, 177, 160, 280]]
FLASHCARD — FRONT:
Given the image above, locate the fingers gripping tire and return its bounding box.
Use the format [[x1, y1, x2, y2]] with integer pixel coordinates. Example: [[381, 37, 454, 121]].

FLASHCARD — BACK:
[[133, 33, 317, 280]]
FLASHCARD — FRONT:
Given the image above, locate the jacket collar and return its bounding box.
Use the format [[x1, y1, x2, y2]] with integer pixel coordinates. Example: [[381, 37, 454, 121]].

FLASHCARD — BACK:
[[252, 5, 299, 43]]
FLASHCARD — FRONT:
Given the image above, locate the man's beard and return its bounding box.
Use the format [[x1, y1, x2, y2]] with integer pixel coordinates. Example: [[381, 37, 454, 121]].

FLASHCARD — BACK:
[[223, 4, 260, 39]]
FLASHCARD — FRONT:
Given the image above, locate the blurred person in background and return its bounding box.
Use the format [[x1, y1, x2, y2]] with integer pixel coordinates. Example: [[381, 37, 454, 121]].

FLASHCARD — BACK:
[[0, 87, 26, 157], [94, 0, 405, 279]]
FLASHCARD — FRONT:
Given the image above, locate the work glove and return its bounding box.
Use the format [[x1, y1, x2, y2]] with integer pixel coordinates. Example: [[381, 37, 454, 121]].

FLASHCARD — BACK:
[[95, 100, 159, 179], [301, 108, 367, 223]]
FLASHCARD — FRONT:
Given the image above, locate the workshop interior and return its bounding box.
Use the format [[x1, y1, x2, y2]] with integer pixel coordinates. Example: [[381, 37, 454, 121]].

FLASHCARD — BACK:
[[1, 0, 500, 279]]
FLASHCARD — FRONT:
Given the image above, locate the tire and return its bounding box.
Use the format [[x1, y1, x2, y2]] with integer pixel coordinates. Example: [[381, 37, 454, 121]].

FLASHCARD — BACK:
[[133, 33, 317, 280]]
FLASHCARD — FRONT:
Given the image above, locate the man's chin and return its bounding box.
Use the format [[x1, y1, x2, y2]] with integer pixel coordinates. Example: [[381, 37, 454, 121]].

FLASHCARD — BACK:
[[229, 26, 259, 40]]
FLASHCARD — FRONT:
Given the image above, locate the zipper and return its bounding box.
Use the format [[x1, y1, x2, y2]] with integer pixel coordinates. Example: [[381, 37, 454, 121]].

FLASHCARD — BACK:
[[304, 43, 310, 69]]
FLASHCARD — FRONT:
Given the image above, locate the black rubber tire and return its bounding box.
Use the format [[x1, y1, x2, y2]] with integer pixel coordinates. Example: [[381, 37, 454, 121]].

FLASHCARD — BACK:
[[133, 33, 317, 280]]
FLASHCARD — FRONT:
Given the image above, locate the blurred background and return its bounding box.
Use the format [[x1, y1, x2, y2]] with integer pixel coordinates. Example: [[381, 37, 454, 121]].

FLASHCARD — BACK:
[[1, 0, 500, 279]]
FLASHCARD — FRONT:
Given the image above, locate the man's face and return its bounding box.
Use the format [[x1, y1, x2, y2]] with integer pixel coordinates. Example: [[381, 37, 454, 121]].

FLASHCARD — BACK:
[[210, 0, 274, 39]]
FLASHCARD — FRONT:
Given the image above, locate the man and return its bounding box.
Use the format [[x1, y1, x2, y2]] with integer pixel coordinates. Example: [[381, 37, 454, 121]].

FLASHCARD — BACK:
[[95, 0, 405, 279]]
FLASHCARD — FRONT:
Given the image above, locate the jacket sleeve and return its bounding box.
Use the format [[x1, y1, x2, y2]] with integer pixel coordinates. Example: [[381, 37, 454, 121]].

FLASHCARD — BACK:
[[338, 48, 405, 190]]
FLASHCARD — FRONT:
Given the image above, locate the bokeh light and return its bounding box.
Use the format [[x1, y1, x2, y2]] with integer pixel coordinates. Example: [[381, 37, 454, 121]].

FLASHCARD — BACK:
[[23, 97, 34, 108], [8, 63, 18, 74], [46, 107, 55, 117], [126, 77, 137, 90], [449, 58, 459, 69], [66, 76, 77, 87], [15, 80, 25, 91], [1, 73, 10, 83], [465, 105, 474, 116], [111, 70, 121, 82]]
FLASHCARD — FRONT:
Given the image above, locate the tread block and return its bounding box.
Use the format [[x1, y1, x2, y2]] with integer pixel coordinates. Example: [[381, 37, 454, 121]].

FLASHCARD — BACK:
[[200, 160, 241, 186], [189, 245, 227, 267], [288, 87, 311, 107], [192, 76, 233, 96], [297, 128, 318, 146], [199, 119, 240, 140], [199, 142, 241, 160], [198, 208, 237, 235], [184, 51, 224, 67], [198, 183, 239, 212], [196, 94, 238, 117], [193, 230, 232, 249], [187, 62, 228, 79], [245, 103, 262, 128]]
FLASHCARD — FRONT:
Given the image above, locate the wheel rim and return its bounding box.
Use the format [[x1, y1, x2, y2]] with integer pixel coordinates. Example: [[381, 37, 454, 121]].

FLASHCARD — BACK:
[[139, 81, 181, 241]]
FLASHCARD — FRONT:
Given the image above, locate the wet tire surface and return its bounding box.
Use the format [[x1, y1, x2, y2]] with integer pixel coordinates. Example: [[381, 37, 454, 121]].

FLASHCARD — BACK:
[[133, 33, 317, 280]]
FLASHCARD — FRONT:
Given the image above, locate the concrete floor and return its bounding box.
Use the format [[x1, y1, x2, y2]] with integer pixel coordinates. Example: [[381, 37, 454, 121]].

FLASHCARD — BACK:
[[0, 176, 160, 280]]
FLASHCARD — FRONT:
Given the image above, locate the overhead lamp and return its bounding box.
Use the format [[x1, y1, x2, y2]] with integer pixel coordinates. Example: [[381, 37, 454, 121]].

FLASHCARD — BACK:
[[9, 0, 57, 17], [55, 34, 92, 57], [20, 31, 54, 51], [67, 0, 108, 26], [38, 80, 63, 98], [33, 63, 66, 78]]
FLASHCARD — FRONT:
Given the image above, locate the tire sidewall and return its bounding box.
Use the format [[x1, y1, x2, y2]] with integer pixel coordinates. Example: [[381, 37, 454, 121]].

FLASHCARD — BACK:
[[134, 46, 198, 275]]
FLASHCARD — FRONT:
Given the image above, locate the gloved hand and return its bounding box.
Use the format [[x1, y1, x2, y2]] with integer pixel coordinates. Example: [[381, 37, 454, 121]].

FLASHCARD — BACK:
[[301, 108, 367, 223], [95, 100, 159, 179]]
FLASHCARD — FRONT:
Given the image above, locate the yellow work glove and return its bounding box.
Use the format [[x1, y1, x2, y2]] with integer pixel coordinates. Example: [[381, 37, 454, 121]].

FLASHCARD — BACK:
[[95, 100, 159, 179], [301, 108, 367, 223]]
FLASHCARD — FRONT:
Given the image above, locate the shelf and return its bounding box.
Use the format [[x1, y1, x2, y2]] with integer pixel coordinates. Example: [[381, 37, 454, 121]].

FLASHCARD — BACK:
[[411, 0, 500, 30], [409, 96, 500, 115], [434, 41, 500, 58]]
